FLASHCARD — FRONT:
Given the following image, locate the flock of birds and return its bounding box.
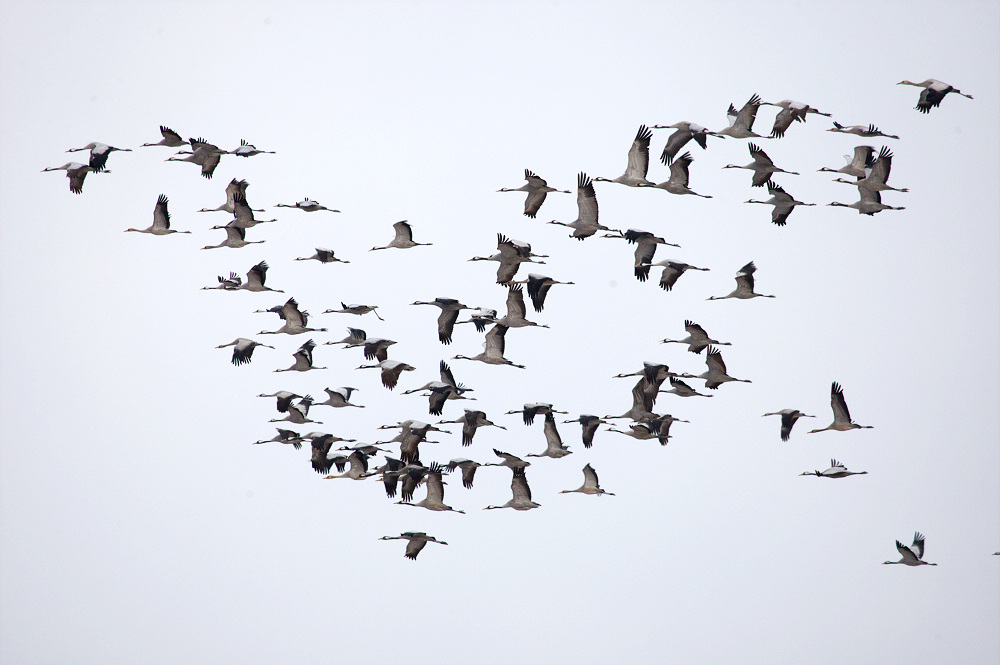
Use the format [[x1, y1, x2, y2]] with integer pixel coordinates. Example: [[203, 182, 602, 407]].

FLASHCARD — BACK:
[[43, 79, 978, 562]]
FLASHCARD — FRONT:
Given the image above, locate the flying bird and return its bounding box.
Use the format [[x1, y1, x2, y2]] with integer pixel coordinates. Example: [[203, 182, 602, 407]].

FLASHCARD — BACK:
[[275, 339, 326, 372], [560, 464, 614, 496], [760, 99, 831, 138], [42, 162, 99, 194], [651, 121, 718, 164], [661, 320, 731, 354], [744, 181, 814, 226], [883, 532, 937, 566], [141, 125, 187, 148], [410, 297, 469, 344], [379, 532, 448, 560], [722, 143, 799, 187], [322, 303, 383, 320], [438, 410, 506, 446], [800, 459, 867, 478], [808, 382, 873, 433], [469, 234, 548, 283], [200, 224, 265, 250], [275, 198, 339, 212], [215, 338, 274, 366], [638, 152, 712, 197], [66, 141, 131, 172], [356, 359, 416, 390], [371, 221, 432, 250], [498, 169, 569, 218], [827, 122, 899, 140], [593, 124, 655, 187], [695, 346, 751, 389], [484, 468, 540, 511], [762, 409, 816, 441], [715, 94, 766, 138], [707, 261, 775, 299], [897, 79, 972, 113], [125, 194, 190, 235], [548, 172, 616, 239], [294, 247, 349, 264], [562, 415, 609, 448]]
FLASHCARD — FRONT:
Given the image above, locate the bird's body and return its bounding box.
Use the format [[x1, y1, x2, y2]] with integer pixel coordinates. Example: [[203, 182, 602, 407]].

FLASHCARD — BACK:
[[126, 194, 190, 235], [723, 143, 799, 187], [716, 94, 766, 138], [651, 121, 717, 164], [562, 414, 608, 449], [695, 346, 751, 389], [295, 247, 348, 264], [42, 162, 98, 194], [411, 297, 469, 344], [827, 122, 899, 140], [800, 459, 867, 478], [371, 221, 431, 250], [708, 261, 775, 300], [484, 469, 540, 511], [561, 463, 614, 496], [761, 99, 831, 139], [762, 409, 816, 441], [276, 339, 326, 372], [66, 141, 131, 172], [276, 198, 339, 212], [200, 225, 265, 250], [661, 320, 731, 354], [808, 382, 873, 433], [745, 181, 814, 226], [379, 532, 448, 560], [438, 409, 505, 446], [898, 79, 972, 113], [549, 172, 615, 239], [884, 532, 937, 566], [498, 169, 569, 218], [216, 338, 274, 366], [594, 125, 655, 187], [638, 152, 711, 197], [141, 125, 186, 148], [357, 359, 416, 390]]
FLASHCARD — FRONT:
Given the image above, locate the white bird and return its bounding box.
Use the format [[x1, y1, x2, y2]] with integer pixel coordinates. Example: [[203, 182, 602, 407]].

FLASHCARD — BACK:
[[275, 197, 339, 212], [818, 146, 877, 178], [356, 359, 416, 390], [762, 409, 816, 441], [295, 247, 348, 264], [548, 172, 616, 240], [317, 386, 363, 408], [397, 463, 464, 513], [498, 169, 569, 218], [469, 234, 548, 283], [322, 303, 383, 320], [744, 181, 814, 226], [808, 382, 873, 433], [594, 124, 655, 187], [257, 298, 328, 335], [226, 139, 274, 157], [66, 141, 131, 172], [897, 79, 972, 113], [661, 320, 731, 354], [42, 162, 99, 194], [560, 463, 614, 496], [275, 339, 326, 372], [438, 410, 506, 446], [800, 459, 867, 478], [200, 225, 265, 250], [638, 152, 712, 197], [695, 346, 751, 389], [722, 143, 798, 187], [125, 194, 190, 235], [651, 121, 718, 164], [760, 99, 831, 138], [562, 415, 609, 448], [371, 220, 432, 250], [827, 187, 905, 216], [884, 532, 937, 566], [141, 125, 186, 148], [411, 297, 470, 344], [715, 94, 766, 138], [708, 261, 775, 300], [379, 532, 448, 560], [215, 338, 274, 366], [827, 122, 899, 140], [484, 469, 540, 511]]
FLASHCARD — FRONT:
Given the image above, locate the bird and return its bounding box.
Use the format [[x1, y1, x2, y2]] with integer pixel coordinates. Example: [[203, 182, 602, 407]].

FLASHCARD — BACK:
[[215, 338, 274, 366], [198, 179, 255, 214], [637, 152, 712, 197], [808, 382, 873, 433], [453, 324, 525, 369], [650, 121, 718, 164], [722, 143, 799, 187], [323, 450, 374, 480], [606, 416, 681, 446], [897, 79, 972, 113], [484, 468, 540, 511], [200, 225, 265, 250], [548, 172, 616, 240], [396, 462, 464, 513], [593, 124, 655, 186], [604, 379, 658, 422], [125, 194, 190, 235], [275, 198, 339, 212], [42, 162, 99, 194], [202, 261, 282, 292], [492, 284, 548, 329], [402, 361, 475, 416], [818, 145, 877, 178], [833, 146, 909, 194], [379, 532, 448, 560], [66, 142, 131, 172], [445, 458, 483, 488], [257, 298, 328, 335], [324, 327, 368, 350], [455, 308, 498, 333], [883, 532, 937, 566], [352, 336, 397, 363], [257, 390, 302, 414], [438, 410, 506, 446], [827, 187, 905, 215], [469, 234, 548, 283], [695, 346, 751, 389], [760, 99, 831, 138], [800, 459, 867, 478], [560, 464, 614, 496], [308, 432, 357, 474], [659, 377, 713, 398], [604, 228, 681, 282], [411, 297, 469, 344], [827, 122, 899, 140], [744, 181, 814, 226], [370, 221, 431, 250], [166, 141, 223, 178], [270, 395, 321, 425], [526, 413, 572, 458], [762, 409, 816, 441], [511, 273, 574, 312], [484, 448, 531, 473], [642, 260, 709, 292], [562, 415, 609, 448], [228, 193, 276, 228], [275, 339, 326, 372], [505, 402, 567, 426], [253, 428, 305, 450], [661, 320, 731, 354], [141, 125, 186, 148], [226, 139, 275, 157], [316, 387, 363, 408], [708, 261, 775, 300], [356, 359, 416, 390], [612, 362, 688, 411], [498, 169, 569, 218], [323, 303, 383, 320], [715, 94, 766, 138], [294, 247, 348, 264]]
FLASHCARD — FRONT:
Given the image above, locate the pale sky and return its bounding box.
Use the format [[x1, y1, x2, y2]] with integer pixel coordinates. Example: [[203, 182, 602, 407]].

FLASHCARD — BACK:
[[1, 2, 998, 664]]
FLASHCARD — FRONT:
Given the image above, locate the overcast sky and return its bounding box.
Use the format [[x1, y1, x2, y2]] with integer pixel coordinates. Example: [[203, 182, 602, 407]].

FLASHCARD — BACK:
[[2, 2, 998, 664]]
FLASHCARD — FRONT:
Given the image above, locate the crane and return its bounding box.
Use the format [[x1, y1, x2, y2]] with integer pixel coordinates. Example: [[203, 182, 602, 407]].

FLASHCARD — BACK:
[[200, 224, 265, 250], [827, 187, 905, 215], [661, 320, 731, 354], [832, 146, 909, 194], [323, 450, 374, 480], [228, 193, 276, 228], [593, 125, 655, 186], [762, 409, 816, 441], [66, 141, 131, 172], [505, 403, 567, 426], [760, 99, 831, 138], [396, 463, 465, 513], [322, 303, 383, 320], [715, 94, 766, 138], [827, 122, 899, 140], [511, 273, 574, 312], [438, 410, 506, 446], [659, 377, 713, 398], [202, 261, 282, 293], [560, 464, 614, 496], [126, 194, 190, 235], [294, 247, 349, 264], [445, 458, 483, 488], [357, 359, 416, 390], [491, 284, 548, 329], [897, 79, 972, 113], [549, 172, 616, 239], [722, 143, 799, 187], [410, 297, 470, 344], [469, 234, 548, 283], [370, 220, 432, 250], [603, 228, 680, 282], [253, 428, 304, 449], [695, 346, 751, 389], [275, 340, 327, 372], [379, 532, 448, 560], [808, 382, 873, 433], [141, 125, 187, 148], [215, 338, 274, 366], [198, 179, 259, 214], [256, 298, 328, 335], [651, 121, 718, 164], [637, 152, 712, 197], [562, 415, 609, 448], [42, 162, 99, 194], [744, 181, 815, 226], [525, 413, 572, 458], [498, 169, 569, 218], [270, 396, 322, 425], [226, 139, 275, 157], [316, 387, 363, 408], [484, 468, 540, 511], [883, 532, 937, 566], [818, 145, 876, 178], [640, 260, 709, 292], [708, 261, 775, 300], [800, 459, 867, 478], [257, 390, 302, 414], [275, 197, 339, 212]]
